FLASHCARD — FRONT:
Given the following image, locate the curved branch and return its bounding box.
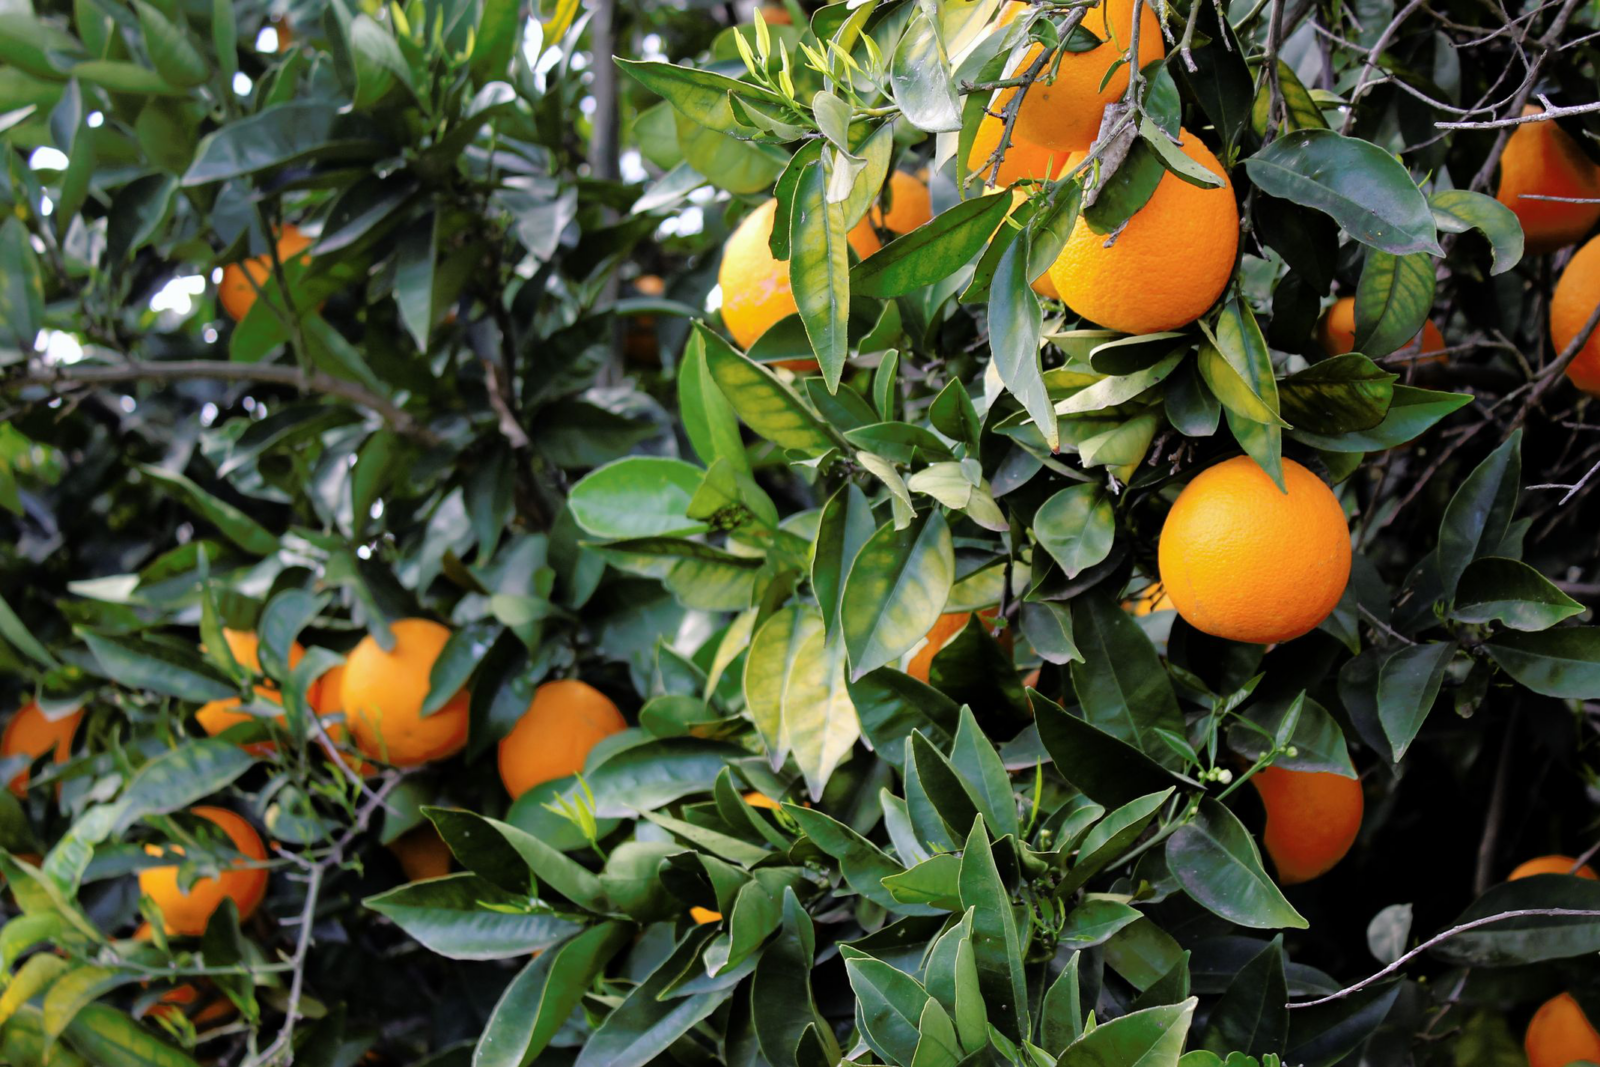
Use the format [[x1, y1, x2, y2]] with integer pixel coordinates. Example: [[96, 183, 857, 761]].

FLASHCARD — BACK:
[[3, 360, 440, 445], [1287, 907, 1600, 1009]]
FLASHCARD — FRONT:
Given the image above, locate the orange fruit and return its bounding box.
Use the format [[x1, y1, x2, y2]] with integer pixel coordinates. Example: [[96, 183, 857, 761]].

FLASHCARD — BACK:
[[218, 225, 314, 322], [387, 825, 453, 882], [1550, 234, 1600, 395], [743, 791, 780, 809], [150, 983, 236, 1026], [341, 619, 470, 767], [1158, 456, 1350, 644], [138, 806, 269, 936], [196, 685, 285, 757], [1510, 854, 1599, 880], [1495, 106, 1600, 254], [1048, 132, 1237, 334], [2, 702, 82, 797], [690, 906, 722, 924], [968, 115, 1068, 187], [719, 199, 797, 352], [995, 0, 1165, 153], [1527, 994, 1600, 1067], [1126, 585, 1175, 615], [845, 170, 933, 259], [1250, 765, 1363, 885], [1318, 295, 1446, 362], [498, 679, 626, 800], [757, 4, 792, 25]]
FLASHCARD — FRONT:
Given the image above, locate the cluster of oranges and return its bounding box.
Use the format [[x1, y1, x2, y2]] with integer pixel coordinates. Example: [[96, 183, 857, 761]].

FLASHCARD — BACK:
[[3, 616, 635, 940]]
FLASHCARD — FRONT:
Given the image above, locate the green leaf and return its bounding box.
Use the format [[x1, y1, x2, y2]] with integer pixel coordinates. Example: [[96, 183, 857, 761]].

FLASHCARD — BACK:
[[615, 58, 784, 136], [1277, 354, 1395, 434], [846, 956, 931, 1064], [783, 624, 860, 800], [474, 926, 630, 1067], [1438, 430, 1520, 599], [1083, 139, 1167, 234], [754, 890, 828, 1067], [1242, 130, 1441, 255], [64, 1003, 201, 1067], [568, 456, 706, 540], [1040, 953, 1084, 1054], [69, 60, 185, 95], [395, 211, 437, 351], [745, 606, 819, 766], [0, 219, 43, 349], [852, 190, 1012, 298], [42, 964, 137, 1042], [1166, 799, 1308, 929], [814, 483, 878, 639], [841, 512, 955, 680], [0, 591, 57, 670], [1057, 998, 1196, 1067], [1289, 384, 1472, 451], [1453, 557, 1583, 631], [1034, 484, 1115, 579], [785, 805, 912, 913], [136, 465, 278, 554], [1485, 627, 1600, 698], [990, 231, 1057, 450], [1284, 982, 1402, 1067], [951, 707, 1019, 839], [109, 739, 255, 836], [183, 102, 380, 185], [1060, 899, 1142, 948], [1141, 121, 1227, 188], [1035, 692, 1181, 807], [573, 928, 730, 1067], [1069, 592, 1186, 768], [1228, 695, 1355, 777], [889, 6, 960, 132], [469, 0, 519, 82], [1376, 640, 1453, 762], [1433, 875, 1600, 965], [1353, 251, 1436, 359], [911, 997, 962, 1067], [81, 632, 235, 703], [882, 853, 964, 910], [789, 160, 850, 390], [958, 819, 1029, 1041], [697, 323, 835, 455], [1431, 188, 1523, 275], [1202, 936, 1287, 1056], [911, 731, 982, 840], [847, 667, 960, 763], [0, 954, 70, 1031], [1021, 601, 1082, 665], [363, 873, 580, 960], [133, 1, 207, 88], [1251, 60, 1327, 135], [1058, 789, 1173, 897], [679, 330, 749, 474]]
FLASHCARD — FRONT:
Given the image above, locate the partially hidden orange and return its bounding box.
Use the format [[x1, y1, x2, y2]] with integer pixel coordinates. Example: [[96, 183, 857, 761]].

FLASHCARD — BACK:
[[1510, 854, 1599, 880], [218, 225, 314, 322], [1318, 296, 1446, 363], [498, 679, 626, 800], [1550, 234, 1600, 395], [1250, 765, 1363, 885], [1495, 106, 1600, 254], [2, 701, 82, 797], [138, 806, 269, 936], [1527, 993, 1600, 1067], [388, 825, 454, 882], [341, 619, 470, 767]]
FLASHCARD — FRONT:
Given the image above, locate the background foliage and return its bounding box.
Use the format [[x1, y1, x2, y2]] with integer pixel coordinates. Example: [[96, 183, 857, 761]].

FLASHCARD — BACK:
[[1, 0, 1599, 1064]]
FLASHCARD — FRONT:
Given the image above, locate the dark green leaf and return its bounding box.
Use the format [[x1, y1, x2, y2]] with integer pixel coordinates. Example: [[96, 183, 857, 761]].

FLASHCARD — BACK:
[[1376, 641, 1453, 761], [841, 512, 955, 679], [1353, 251, 1436, 359], [1485, 627, 1600, 699], [1453, 557, 1583, 631], [1166, 799, 1308, 929], [1277, 354, 1395, 434]]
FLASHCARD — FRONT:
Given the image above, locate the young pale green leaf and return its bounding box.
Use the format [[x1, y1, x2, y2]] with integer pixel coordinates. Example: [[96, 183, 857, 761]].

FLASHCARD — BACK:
[[782, 626, 860, 800], [1430, 188, 1523, 275], [890, 7, 961, 132], [614, 58, 784, 136], [1353, 251, 1436, 359], [841, 511, 955, 679], [990, 231, 1057, 450], [852, 191, 1012, 298], [1452, 557, 1583, 631], [1485, 627, 1600, 698], [568, 456, 706, 540], [1277, 354, 1395, 434], [789, 160, 850, 390], [1166, 799, 1308, 929], [746, 606, 822, 766], [1242, 129, 1441, 255], [1057, 998, 1196, 1067], [1034, 483, 1115, 578], [63, 1003, 201, 1067], [698, 323, 835, 454]]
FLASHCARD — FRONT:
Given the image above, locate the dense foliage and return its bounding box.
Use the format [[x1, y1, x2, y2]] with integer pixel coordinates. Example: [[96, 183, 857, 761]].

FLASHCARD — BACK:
[[2, 0, 1600, 1064]]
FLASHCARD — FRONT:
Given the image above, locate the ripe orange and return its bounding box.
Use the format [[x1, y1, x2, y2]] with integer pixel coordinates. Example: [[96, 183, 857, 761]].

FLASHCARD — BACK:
[[743, 791, 779, 809], [387, 825, 453, 882], [1527, 994, 1600, 1067], [498, 679, 626, 799], [968, 115, 1067, 187], [995, 0, 1165, 153], [341, 619, 470, 767], [150, 983, 236, 1026], [719, 199, 797, 352], [845, 170, 933, 259], [1250, 765, 1363, 885], [1495, 106, 1600, 254], [1158, 456, 1351, 644], [690, 906, 722, 924], [2, 701, 82, 796], [1318, 296, 1446, 362], [1048, 132, 1237, 334], [1550, 235, 1600, 395], [1510, 854, 1599, 880], [138, 806, 269, 936], [218, 225, 314, 322], [196, 685, 285, 757]]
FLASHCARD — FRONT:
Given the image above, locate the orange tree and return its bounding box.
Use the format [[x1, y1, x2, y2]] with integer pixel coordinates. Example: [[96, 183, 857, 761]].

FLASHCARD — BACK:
[[2, 0, 1600, 1064]]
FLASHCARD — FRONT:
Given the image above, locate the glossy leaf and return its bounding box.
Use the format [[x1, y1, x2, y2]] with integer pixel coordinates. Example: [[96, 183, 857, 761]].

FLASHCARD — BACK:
[[1167, 799, 1308, 929], [1438, 430, 1520, 599], [853, 190, 1011, 298], [1069, 593, 1186, 768], [1034, 483, 1115, 579], [1485, 627, 1600, 698], [1431, 188, 1523, 275], [990, 231, 1057, 450], [841, 511, 955, 679], [698, 323, 835, 455], [789, 160, 850, 390], [1277, 354, 1395, 434], [1452, 557, 1583, 631], [363, 875, 581, 960], [1353, 251, 1436, 359], [1057, 998, 1196, 1067], [1376, 641, 1454, 761]]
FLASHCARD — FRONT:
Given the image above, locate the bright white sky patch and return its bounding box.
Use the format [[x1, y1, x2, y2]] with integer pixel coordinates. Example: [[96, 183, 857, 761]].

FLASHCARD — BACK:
[[150, 275, 207, 316]]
